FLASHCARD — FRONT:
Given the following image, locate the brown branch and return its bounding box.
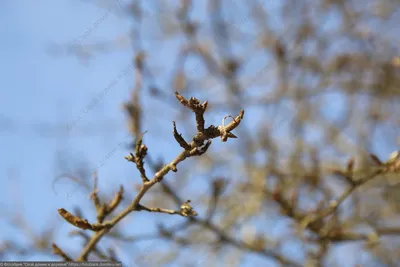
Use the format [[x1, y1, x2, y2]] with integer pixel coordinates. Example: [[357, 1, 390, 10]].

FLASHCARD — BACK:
[[68, 231, 116, 261], [136, 204, 181, 215], [151, 177, 300, 266], [190, 218, 299, 266], [301, 168, 384, 229], [125, 131, 149, 182], [106, 185, 124, 214], [175, 91, 208, 132], [326, 227, 400, 242], [135, 202, 197, 217], [72, 92, 244, 261], [88, 172, 106, 223], [58, 208, 111, 232], [172, 121, 190, 150], [52, 243, 72, 261]]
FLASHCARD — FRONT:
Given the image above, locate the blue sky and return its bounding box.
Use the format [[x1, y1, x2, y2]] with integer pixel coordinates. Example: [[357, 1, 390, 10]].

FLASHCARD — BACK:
[[1, 1, 398, 266], [0, 0, 142, 263]]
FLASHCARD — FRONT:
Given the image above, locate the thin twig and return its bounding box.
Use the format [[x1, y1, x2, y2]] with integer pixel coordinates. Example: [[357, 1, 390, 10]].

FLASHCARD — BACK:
[[73, 92, 244, 261]]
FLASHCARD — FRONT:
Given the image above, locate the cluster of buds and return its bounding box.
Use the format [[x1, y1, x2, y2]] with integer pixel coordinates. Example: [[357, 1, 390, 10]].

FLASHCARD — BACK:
[[180, 200, 198, 217]]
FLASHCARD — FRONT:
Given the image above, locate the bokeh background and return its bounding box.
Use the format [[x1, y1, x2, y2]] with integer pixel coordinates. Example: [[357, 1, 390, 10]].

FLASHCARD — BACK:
[[1, 0, 400, 266]]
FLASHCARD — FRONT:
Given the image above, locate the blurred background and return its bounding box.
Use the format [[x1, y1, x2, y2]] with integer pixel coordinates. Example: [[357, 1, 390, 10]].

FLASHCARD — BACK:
[[0, 0, 400, 266]]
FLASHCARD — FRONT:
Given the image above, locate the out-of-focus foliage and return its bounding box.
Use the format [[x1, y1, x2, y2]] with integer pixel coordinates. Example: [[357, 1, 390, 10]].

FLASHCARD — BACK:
[[2, 0, 400, 266]]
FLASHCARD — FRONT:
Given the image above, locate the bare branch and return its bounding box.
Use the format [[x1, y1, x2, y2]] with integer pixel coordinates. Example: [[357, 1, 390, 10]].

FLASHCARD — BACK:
[[52, 243, 72, 262], [74, 92, 245, 261]]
